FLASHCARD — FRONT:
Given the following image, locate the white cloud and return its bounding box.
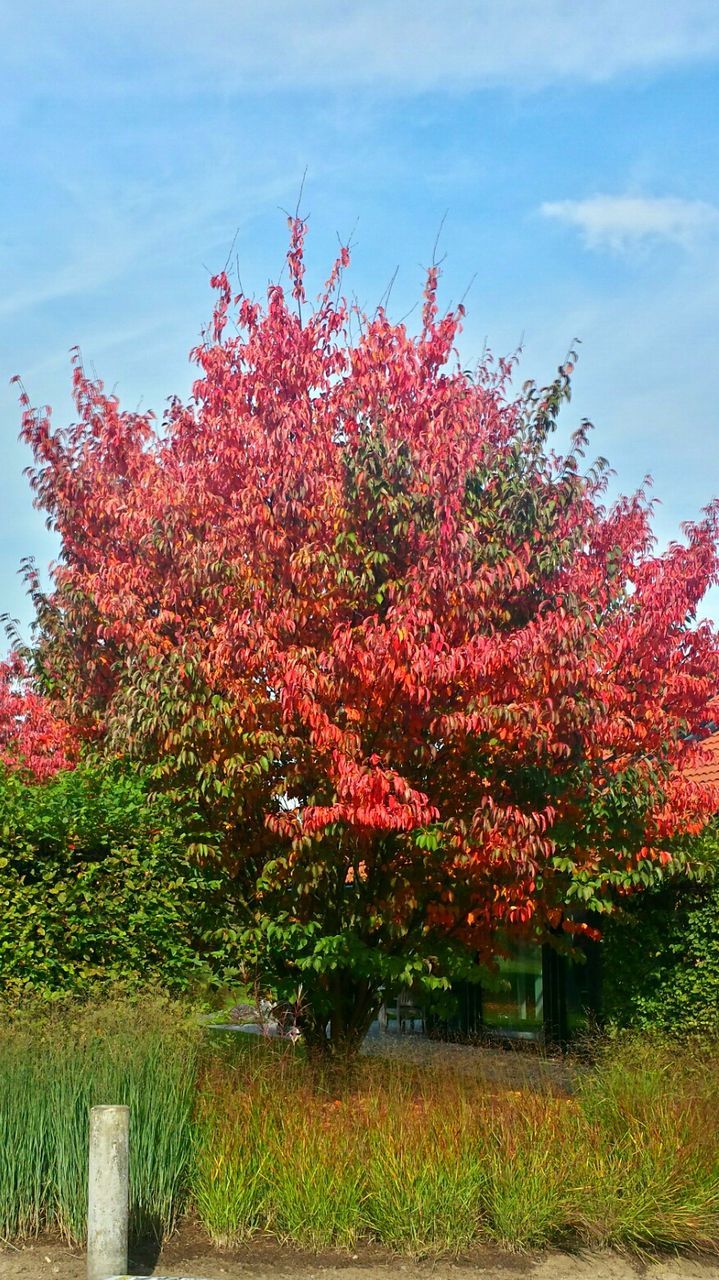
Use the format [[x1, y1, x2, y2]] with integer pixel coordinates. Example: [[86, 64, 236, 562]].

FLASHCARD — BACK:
[[2, 0, 719, 95], [540, 195, 719, 251]]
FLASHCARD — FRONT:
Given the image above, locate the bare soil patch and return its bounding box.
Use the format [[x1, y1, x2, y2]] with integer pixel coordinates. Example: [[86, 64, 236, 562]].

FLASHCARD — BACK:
[[2, 1232, 718, 1280]]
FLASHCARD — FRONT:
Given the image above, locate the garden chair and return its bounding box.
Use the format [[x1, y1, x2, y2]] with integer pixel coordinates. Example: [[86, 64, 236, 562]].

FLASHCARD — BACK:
[[397, 989, 425, 1034]]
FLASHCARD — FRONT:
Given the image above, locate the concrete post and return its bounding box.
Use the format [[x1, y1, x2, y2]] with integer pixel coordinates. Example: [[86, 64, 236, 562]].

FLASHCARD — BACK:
[[87, 1105, 129, 1280]]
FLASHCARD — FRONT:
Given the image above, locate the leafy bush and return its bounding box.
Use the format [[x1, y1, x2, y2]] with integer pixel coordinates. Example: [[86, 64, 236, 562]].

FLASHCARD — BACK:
[[0, 761, 221, 996], [601, 877, 719, 1036]]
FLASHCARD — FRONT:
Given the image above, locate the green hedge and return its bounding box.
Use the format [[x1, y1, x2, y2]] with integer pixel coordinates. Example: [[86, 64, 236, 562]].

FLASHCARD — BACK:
[[0, 762, 220, 997], [601, 877, 719, 1036]]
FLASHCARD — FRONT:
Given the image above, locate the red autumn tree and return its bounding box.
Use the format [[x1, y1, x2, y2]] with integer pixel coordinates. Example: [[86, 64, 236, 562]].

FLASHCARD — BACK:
[[16, 220, 719, 1053], [0, 653, 76, 780]]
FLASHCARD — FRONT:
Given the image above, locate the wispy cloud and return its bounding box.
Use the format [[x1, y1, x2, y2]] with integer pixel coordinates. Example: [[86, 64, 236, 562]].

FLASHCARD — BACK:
[[3, 1, 719, 97], [540, 195, 719, 252], [0, 166, 293, 324]]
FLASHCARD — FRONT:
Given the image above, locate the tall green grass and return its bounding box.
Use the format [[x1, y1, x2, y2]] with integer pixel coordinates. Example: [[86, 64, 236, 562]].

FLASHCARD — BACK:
[[576, 1035, 719, 1250], [2, 999, 719, 1256], [0, 994, 199, 1245], [364, 1100, 486, 1250], [192, 1033, 719, 1255]]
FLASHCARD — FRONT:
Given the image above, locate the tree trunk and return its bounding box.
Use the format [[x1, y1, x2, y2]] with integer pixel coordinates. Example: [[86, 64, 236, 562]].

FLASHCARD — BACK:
[[298, 974, 381, 1070]]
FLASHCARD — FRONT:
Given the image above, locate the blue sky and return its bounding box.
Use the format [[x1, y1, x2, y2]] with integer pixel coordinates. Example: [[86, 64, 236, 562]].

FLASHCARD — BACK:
[[2, 1, 719, 636]]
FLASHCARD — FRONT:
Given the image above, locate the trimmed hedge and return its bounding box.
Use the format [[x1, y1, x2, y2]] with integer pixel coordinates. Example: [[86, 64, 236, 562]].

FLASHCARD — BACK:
[[0, 762, 220, 997]]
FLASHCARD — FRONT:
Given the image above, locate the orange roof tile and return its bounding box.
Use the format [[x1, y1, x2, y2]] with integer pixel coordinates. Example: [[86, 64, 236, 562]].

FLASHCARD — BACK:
[[681, 731, 719, 791]]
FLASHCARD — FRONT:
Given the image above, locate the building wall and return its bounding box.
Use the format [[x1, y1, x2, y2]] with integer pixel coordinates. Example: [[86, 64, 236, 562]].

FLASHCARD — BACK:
[[434, 935, 602, 1046]]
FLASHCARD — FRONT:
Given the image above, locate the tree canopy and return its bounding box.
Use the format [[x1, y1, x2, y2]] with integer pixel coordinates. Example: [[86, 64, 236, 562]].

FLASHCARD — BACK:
[[10, 220, 719, 1051]]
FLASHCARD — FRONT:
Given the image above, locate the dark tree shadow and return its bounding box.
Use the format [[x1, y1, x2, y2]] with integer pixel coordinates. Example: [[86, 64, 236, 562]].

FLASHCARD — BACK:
[[127, 1217, 164, 1275]]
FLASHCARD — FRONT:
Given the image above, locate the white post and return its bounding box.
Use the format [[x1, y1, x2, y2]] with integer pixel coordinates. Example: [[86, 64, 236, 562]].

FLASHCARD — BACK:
[[87, 1105, 129, 1280]]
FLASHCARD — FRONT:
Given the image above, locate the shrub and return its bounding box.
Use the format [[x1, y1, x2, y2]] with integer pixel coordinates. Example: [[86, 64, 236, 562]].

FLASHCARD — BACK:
[[601, 878, 719, 1036], [0, 761, 221, 997]]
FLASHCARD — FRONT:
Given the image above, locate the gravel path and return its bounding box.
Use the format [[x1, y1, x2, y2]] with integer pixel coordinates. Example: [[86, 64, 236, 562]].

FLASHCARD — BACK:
[[360, 1031, 574, 1093], [208, 1021, 575, 1094]]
